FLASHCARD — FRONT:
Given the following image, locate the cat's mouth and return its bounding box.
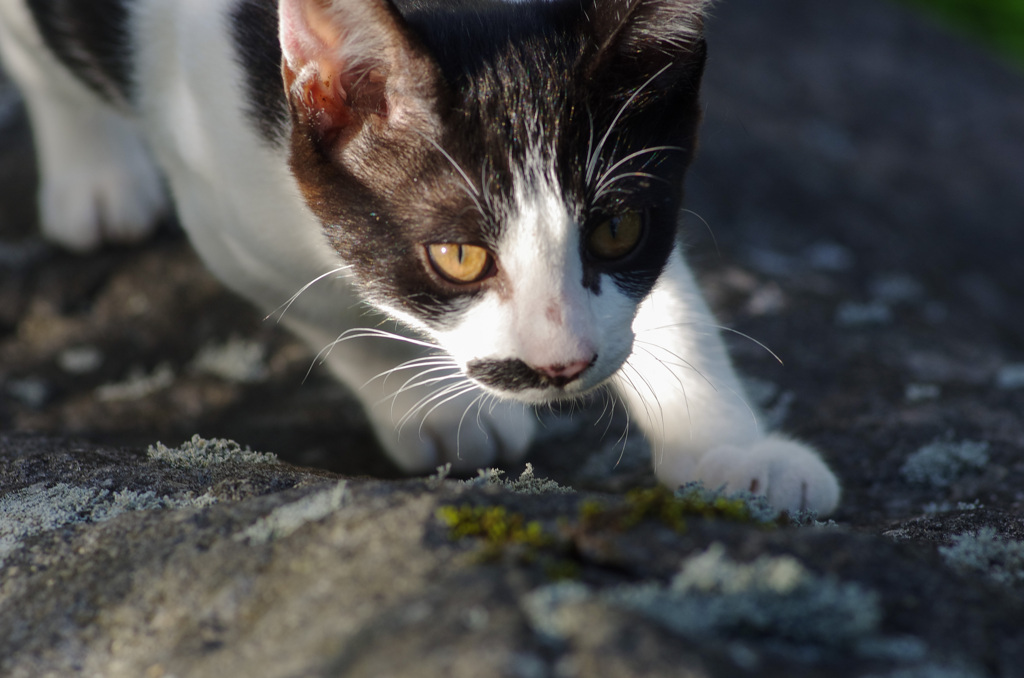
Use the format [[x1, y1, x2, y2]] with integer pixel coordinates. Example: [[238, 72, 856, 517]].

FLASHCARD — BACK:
[[465, 355, 600, 399]]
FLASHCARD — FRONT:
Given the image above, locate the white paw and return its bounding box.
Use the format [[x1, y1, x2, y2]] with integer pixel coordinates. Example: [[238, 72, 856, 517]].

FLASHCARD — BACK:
[[38, 135, 166, 252], [367, 388, 536, 474], [660, 434, 841, 516]]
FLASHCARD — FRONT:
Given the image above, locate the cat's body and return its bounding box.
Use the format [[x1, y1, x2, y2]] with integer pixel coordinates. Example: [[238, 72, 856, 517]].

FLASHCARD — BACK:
[[0, 0, 840, 513]]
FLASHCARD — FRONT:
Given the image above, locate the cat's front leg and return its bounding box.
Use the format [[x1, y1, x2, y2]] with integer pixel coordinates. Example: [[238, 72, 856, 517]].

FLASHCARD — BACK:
[[616, 252, 840, 515], [282, 315, 535, 474], [0, 8, 166, 252]]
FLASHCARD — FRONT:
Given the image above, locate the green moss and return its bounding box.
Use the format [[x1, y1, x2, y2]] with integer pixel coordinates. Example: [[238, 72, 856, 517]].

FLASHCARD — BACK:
[[543, 558, 582, 582], [622, 486, 692, 532], [581, 483, 778, 534], [436, 503, 580, 576], [439, 483, 782, 576], [579, 499, 607, 523], [437, 505, 551, 549]]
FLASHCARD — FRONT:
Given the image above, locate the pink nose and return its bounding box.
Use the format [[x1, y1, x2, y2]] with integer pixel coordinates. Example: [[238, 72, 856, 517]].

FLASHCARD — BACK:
[[533, 357, 595, 387]]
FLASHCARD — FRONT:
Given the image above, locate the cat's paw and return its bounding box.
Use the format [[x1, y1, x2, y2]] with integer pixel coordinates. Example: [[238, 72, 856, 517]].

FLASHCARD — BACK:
[[40, 157, 166, 252], [37, 126, 167, 252], [369, 391, 536, 474], [658, 434, 840, 516]]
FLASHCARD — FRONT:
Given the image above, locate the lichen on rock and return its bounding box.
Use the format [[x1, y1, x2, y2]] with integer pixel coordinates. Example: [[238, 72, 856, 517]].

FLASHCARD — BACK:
[[148, 434, 279, 468], [899, 435, 990, 487], [523, 543, 883, 652], [0, 482, 208, 565], [940, 527, 1024, 586], [236, 481, 347, 544]]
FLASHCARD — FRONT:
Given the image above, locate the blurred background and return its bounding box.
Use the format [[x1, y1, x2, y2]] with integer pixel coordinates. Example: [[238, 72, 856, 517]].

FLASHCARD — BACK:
[[899, 0, 1024, 67]]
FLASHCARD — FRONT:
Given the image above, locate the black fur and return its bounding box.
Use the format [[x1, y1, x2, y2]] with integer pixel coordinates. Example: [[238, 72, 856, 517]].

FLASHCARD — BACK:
[[402, 0, 706, 302], [466, 358, 546, 392], [231, 0, 290, 146], [26, 0, 136, 106], [287, 0, 707, 327], [408, 0, 706, 304]]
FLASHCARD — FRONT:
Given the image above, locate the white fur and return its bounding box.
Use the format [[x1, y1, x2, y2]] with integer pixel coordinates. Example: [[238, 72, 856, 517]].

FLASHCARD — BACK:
[[0, 2, 166, 252], [0, 0, 839, 514], [435, 161, 636, 402], [621, 253, 839, 513]]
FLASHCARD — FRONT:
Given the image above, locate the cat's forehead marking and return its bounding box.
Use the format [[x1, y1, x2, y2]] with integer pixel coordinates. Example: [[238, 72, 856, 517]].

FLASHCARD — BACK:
[[499, 159, 579, 290]]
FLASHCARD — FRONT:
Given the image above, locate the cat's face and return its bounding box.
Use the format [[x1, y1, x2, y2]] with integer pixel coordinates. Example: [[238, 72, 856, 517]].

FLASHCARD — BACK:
[[280, 0, 708, 402]]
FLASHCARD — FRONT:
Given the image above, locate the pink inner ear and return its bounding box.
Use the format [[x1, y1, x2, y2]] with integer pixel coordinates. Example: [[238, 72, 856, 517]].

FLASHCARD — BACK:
[[280, 0, 364, 135], [280, 0, 395, 136], [280, 0, 338, 74], [301, 72, 354, 138]]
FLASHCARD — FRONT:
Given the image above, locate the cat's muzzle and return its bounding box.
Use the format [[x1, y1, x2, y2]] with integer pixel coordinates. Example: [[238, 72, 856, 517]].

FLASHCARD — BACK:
[[466, 356, 597, 394]]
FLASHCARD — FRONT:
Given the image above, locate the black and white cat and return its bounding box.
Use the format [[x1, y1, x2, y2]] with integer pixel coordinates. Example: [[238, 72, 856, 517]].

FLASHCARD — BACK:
[[0, 0, 840, 513]]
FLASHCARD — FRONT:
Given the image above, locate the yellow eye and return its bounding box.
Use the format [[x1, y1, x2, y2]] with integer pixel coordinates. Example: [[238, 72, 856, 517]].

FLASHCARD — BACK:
[[587, 211, 644, 260], [426, 243, 494, 284]]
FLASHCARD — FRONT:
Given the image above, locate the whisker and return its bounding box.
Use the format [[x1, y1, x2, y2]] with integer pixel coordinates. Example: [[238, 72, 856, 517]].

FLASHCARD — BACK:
[[614, 366, 655, 438], [680, 208, 721, 258], [390, 368, 465, 399], [365, 357, 459, 387], [633, 339, 761, 432], [604, 387, 632, 469], [595, 172, 672, 200], [330, 327, 445, 352], [713, 326, 784, 365], [585, 63, 673, 186], [413, 129, 486, 217], [633, 343, 689, 396], [607, 378, 634, 465], [384, 369, 464, 418], [457, 392, 490, 458], [412, 383, 480, 438], [397, 381, 473, 432], [635, 322, 784, 365], [632, 339, 718, 394], [304, 329, 348, 383], [584, 104, 596, 184], [623, 358, 666, 441], [266, 265, 351, 323], [618, 358, 674, 468], [305, 325, 447, 385], [589, 384, 625, 462], [595, 145, 685, 192], [593, 385, 614, 429], [631, 344, 694, 451]]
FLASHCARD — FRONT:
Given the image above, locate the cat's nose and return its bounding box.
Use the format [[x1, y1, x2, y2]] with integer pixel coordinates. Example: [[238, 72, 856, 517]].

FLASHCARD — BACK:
[[534, 356, 595, 387]]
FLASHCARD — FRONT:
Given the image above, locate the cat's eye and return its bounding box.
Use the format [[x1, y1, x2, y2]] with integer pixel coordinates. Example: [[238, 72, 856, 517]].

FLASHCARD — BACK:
[[587, 211, 644, 260], [426, 243, 494, 284]]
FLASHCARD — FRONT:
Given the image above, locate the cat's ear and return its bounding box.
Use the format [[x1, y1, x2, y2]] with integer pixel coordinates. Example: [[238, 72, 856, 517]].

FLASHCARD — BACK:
[[278, 0, 440, 144], [584, 0, 709, 90]]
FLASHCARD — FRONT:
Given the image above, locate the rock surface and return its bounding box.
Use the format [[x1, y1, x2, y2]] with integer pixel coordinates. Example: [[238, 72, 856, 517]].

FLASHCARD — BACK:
[[2, 0, 1024, 676]]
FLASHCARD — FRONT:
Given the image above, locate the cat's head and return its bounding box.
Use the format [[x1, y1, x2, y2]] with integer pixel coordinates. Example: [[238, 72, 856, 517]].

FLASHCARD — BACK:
[[279, 0, 709, 403]]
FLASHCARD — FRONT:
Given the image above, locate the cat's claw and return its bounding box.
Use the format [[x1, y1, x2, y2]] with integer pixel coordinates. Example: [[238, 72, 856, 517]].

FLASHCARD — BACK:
[[369, 393, 536, 474], [658, 434, 841, 516]]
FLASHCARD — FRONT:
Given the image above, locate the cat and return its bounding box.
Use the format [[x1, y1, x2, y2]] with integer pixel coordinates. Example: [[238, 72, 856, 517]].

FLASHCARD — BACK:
[[0, 0, 840, 514]]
